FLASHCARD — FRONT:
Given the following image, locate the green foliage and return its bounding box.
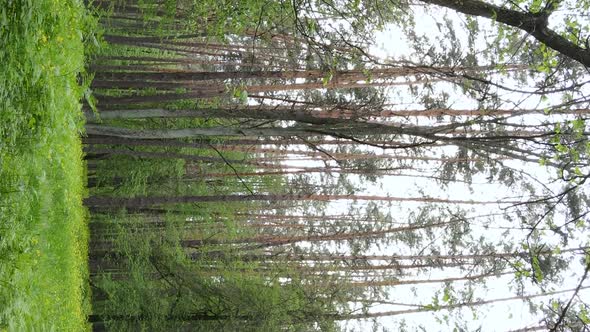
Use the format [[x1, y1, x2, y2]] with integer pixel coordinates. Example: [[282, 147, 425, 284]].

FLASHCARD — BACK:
[[546, 118, 589, 184], [92, 216, 338, 331], [0, 0, 97, 330], [112, 0, 287, 39]]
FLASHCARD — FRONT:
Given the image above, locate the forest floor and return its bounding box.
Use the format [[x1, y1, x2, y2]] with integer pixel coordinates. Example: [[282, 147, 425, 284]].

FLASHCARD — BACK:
[[0, 1, 93, 330]]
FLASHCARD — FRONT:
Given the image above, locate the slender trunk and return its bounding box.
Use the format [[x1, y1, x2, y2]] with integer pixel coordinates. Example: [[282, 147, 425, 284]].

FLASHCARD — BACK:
[[84, 193, 523, 210], [349, 271, 513, 287], [337, 285, 590, 320], [182, 220, 453, 247]]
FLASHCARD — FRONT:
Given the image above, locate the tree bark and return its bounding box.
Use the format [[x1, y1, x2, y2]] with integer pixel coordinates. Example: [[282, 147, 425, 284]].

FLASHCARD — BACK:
[[84, 193, 522, 210]]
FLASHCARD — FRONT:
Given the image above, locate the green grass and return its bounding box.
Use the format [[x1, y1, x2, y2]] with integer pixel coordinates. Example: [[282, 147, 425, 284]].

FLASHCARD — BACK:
[[0, 0, 95, 330]]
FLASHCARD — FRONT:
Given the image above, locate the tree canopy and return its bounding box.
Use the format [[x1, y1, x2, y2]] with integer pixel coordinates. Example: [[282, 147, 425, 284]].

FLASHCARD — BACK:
[[85, 0, 590, 330]]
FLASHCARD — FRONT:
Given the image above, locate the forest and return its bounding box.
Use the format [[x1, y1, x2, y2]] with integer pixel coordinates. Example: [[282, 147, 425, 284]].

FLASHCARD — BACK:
[[1, 0, 590, 331]]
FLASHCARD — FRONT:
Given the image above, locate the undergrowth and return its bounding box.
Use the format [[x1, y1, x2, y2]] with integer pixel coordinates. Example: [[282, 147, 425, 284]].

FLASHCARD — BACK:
[[0, 0, 97, 330]]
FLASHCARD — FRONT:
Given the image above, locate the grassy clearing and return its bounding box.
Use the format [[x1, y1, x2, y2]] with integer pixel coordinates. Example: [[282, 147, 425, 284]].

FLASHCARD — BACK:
[[0, 0, 95, 330]]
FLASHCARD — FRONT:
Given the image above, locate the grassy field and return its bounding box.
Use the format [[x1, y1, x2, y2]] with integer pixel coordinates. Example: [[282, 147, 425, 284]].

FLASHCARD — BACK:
[[0, 0, 94, 330]]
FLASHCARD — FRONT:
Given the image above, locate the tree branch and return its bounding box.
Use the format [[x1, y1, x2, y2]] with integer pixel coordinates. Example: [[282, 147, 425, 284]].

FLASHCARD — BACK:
[[418, 0, 590, 67]]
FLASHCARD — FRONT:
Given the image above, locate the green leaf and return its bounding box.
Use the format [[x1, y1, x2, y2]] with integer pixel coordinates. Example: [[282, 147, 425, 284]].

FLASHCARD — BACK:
[[442, 286, 453, 304], [572, 118, 585, 138], [322, 72, 333, 87], [239, 90, 248, 103], [532, 256, 544, 283], [27, 116, 36, 129], [32, 66, 42, 85], [530, 0, 542, 12], [423, 304, 437, 310], [579, 305, 590, 324], [307, 19, 316, 34], [0, 8, 7, 28], [84, 88, 98, 116], [555, 143, 568, 153]]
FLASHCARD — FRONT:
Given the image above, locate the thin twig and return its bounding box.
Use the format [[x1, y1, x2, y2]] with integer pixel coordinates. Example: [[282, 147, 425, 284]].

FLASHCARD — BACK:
[[207, 143, 255, 195], [549, 259, 590, 331]]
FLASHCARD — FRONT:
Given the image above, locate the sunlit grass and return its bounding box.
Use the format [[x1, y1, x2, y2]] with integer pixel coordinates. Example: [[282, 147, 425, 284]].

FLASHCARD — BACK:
[[0, 0, 94, 330]]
